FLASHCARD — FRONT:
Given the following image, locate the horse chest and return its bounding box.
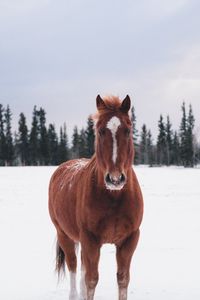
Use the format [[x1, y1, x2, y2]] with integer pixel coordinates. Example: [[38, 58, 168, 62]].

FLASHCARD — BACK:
[[96, 213, 133, 244]]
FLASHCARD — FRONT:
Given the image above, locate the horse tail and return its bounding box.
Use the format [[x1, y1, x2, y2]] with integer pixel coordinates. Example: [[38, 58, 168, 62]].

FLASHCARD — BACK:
[[56, 241, 65, 278]]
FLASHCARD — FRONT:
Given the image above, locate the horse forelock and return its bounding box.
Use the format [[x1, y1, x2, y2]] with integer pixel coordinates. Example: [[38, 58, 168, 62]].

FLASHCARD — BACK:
[[92, 95, 123, 123], [103, 95, 122, 110]]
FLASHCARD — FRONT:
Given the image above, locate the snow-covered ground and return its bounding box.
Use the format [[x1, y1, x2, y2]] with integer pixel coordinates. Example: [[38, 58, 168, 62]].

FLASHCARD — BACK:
[[0, 166, 200, 300]]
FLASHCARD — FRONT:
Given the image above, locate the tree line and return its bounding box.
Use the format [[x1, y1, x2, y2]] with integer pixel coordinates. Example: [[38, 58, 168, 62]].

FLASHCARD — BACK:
[[0, 102, 199, 167], [132, 102, 198, 167], [0, 104, 94, 166]]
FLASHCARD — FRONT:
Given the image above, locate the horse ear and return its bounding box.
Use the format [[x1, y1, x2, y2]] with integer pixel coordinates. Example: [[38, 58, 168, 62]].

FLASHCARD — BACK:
[[96, 95, 106, 110], [120, 95, 131, 113]]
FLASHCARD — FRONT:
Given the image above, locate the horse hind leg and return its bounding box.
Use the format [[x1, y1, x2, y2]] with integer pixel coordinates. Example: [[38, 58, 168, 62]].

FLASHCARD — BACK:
[[57, 230, 79, 300]]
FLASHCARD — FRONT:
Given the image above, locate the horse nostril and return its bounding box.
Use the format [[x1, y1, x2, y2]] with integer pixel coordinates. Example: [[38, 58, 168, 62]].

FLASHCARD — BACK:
[[120, 173, 126, 183], [105, 173, 112, 184]]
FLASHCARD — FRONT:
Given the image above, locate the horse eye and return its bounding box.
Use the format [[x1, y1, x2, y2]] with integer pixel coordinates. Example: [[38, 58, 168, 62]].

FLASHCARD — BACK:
[[124, 128, 130, 137], [99, 128, 106, 136]]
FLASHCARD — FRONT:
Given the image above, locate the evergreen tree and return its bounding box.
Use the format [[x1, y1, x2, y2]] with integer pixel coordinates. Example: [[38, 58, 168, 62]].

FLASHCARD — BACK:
[[4, 105, 14, 165], [131, 106, 139, 144], [0, 104, 6, 166], [186, 104, 195, 167], [85, 117, 95, 158], [57, 123, 69, 164], [139, 124, 148, 164], [48, 124, 58, 165], [172, 131, 180, 165], [197, 141, 200, 165], [29, 106, 39, 165], [193, 135, 199, 166], [147, 130, 154, 166], [13, 131, 19, 165], [63, 123, 69, 161], [166, 115, 173, 166], [78, 128, 87, 158], [38, 108, 49, 165], [157, 115, 167, 165], [179, 102, 187, 166], [179, 102, 195, 167], [131, 106, 139, 164], [18, 113, 29, 165], [71, 126, 80, 158]]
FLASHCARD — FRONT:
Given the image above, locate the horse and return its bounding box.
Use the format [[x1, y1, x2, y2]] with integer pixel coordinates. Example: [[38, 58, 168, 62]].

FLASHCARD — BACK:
[[48, 95, 143, 300]]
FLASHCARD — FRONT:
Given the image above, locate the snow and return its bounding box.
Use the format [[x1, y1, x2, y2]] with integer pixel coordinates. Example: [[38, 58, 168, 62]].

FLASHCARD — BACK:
[[59, 159, 88, 191], [0, 166, 200, 300]]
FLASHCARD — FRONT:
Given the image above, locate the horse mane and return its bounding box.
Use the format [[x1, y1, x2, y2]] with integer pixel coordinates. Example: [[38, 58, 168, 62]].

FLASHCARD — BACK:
[[93, 95, 122, 121]]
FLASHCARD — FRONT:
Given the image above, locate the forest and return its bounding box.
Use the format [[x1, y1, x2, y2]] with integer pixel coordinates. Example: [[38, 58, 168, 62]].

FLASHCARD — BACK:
[[0, 102, 199, 167]]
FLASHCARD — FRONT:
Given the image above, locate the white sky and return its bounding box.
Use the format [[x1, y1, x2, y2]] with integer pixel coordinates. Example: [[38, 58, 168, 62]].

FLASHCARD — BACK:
[[0, 0, 200, 141]]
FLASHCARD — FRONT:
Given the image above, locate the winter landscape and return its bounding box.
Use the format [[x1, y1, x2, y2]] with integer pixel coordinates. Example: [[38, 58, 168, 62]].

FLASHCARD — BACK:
[[0, 166, 199, 300]]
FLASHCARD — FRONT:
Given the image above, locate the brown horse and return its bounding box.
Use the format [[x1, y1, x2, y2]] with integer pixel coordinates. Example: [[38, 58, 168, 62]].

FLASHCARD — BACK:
[[49, 95, 143, 300]]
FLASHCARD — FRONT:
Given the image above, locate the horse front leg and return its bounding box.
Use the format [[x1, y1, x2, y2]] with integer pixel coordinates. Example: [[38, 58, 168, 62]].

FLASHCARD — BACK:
[[116, 230, 140, 300], [80, 230, 101, 300]]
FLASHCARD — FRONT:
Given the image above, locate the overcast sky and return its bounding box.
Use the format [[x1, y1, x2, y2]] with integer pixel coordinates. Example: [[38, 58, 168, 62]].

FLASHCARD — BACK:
[[0, 0, 200, 141]]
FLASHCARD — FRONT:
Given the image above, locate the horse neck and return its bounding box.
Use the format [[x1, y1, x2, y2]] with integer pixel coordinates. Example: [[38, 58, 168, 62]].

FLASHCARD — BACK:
[[85, 154, 104, 188]]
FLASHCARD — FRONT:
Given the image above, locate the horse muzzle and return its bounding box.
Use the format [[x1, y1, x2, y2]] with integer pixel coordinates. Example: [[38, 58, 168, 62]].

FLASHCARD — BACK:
[[104, 172, 126, 191]]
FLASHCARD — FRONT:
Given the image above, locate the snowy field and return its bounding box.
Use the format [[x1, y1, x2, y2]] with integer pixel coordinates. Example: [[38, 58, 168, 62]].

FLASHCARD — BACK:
[[0, 166, 200, 300]]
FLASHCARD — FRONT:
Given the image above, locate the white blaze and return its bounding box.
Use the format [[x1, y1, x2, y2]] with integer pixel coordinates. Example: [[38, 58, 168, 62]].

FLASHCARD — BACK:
[[106, 116, 121, 164]]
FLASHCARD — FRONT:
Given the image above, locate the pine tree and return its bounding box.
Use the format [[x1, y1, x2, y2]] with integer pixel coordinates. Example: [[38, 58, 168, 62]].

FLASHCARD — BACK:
[[193, 135, 199, 166], [179, 102, 195, 167], [186, 104, 195, 167], [57, 123, 69, 164], [131, 106, 139, 144], [131, 106, 139, 164], [172, 131, 180, 165], [71, 126, 80, 158], [48, 124, 58, 165], [139, 124, 148, 164], [18, 113, 29, 165], [63, 123, 69, 161], [0, 104, 6, 166], [157, 115, 167, 165], [4, 105, 14, 165], [179, 102, 187, 166], [197, 141, 200, 165], [29, 106, 39, 165], [78, 128, 87, 158], [85, 117, 95, 158], [38, 108, 49, 165], [166, 115, 173, 166], [13, 131, 19, 165], [147, 130, 154, 166]]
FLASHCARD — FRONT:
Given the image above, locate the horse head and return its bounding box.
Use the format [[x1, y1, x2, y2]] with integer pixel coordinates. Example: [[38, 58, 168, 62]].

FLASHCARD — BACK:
[[94, 95, 134, 191]]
